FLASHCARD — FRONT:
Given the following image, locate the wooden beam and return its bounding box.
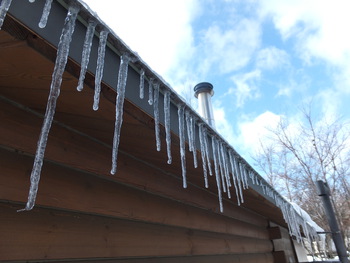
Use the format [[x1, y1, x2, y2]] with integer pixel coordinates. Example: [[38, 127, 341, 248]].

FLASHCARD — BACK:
[[272, 251, 287, 263], [0, 147, 269, 240], [0, 98, 268, 228], [0, 203, 273, 261], [15, 253, 274, 263], [268, 227, 282, 240]]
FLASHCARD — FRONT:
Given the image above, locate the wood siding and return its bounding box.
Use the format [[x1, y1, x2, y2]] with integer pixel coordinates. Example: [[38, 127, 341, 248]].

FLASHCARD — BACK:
[[0, 14, 292, 262]]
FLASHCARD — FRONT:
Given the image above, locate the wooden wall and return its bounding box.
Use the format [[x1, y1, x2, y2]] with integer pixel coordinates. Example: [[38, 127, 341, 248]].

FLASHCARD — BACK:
[[0, 94, 274, 262], [0, 16, 293, 262]]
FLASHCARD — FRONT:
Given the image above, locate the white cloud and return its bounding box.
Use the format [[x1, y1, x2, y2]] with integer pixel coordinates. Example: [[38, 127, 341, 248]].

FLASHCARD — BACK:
[[275, 87, 291, 97], [82, 0, 199, 76], [235, 111, 282, 156], [256, 46, 289, 70], [199, 18, 261, 75], [228, 70, 261, 108], [260, 0, 350, 66], [212, 105, 235, 145]]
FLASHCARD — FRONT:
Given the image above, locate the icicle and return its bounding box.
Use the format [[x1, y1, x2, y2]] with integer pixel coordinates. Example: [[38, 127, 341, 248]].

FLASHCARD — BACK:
[[93, 30, 109, 111], [38, 0, 53, 28], [164, 90, 172, 164], [203, 127, 213, 176], [110, 54, 131, 175], [215, 140, 227, 196], [0, 0, 12, 30], [77, 19, 96, 92], [217, 141, 227, 194], [239, 162, 248, 189], [148, 78, 154, 105], [220, 143, 231, 199], [233, 156, 244, 204], [185, 111, 198, 168], [139, 68, 145, 99], [185, 111, 191, 150], [198, 123, 208, 188], [178, 104, 187, 188], [243, 164, 249, 189], [228, 150, 241, 205], [211, 136, 223, 212], [191, 116, 198, 168], [222, 145, 231, 188], [250, 171, 256, 185], [18, 3, 80, 212], [153, 82, 161, 151]]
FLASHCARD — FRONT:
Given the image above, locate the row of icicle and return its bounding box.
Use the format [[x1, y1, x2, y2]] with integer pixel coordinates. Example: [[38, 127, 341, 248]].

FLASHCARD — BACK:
[[0, 0, 319, 244]]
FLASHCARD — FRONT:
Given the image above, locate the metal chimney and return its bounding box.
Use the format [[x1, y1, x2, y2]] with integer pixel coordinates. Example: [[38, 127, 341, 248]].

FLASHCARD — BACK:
[[194, 82, 215, 128]]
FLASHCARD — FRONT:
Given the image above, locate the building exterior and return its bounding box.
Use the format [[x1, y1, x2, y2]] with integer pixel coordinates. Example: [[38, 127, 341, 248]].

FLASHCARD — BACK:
[[0, 1, 317, 262]]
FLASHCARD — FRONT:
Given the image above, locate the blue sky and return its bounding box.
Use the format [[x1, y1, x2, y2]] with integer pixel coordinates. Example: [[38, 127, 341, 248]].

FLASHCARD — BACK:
[[83, 0, 350, 163]]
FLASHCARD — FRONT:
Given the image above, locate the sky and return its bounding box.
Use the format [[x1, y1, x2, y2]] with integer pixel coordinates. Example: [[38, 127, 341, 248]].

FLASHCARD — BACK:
[[83, 0, 350, 165]]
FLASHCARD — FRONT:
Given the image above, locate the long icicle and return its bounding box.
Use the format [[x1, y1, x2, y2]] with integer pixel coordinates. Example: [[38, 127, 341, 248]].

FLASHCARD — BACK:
[[110, 54, 131, 175], [234, 155, 244, 204], [222, 144, 231, 189], [203, 127, 213, 176], [185, 110, 192, 152], [153, 82, 161, 151], [77, 19, 96, 92], [220, 142, 231, 199], [217, 141, 227, 194], [38, 0, 53, 28], [18, 3, 80, 212], [164, 90, 172, 164], [199, 123, 208, 188], [178, 104, 187, 188], [0, 0, 12, 30], [212, 136, 223, 212], [148, 78, 154, 105], [93, 29, 109, 111], [185, 111, 198, 168], [191, 116, 198, 168], [228, 150, 241, 205], [139, 68, 145, 99]]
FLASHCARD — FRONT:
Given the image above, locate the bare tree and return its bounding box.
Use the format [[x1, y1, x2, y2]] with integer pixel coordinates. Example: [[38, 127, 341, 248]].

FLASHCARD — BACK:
[[253, 106, 350, 257]]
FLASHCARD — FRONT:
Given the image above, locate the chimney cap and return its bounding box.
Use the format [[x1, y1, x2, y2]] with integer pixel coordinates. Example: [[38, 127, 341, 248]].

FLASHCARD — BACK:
[[194, 82, 214, 98]]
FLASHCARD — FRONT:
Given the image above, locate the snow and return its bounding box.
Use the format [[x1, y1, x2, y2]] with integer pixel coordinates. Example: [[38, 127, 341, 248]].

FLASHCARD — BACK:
[[38, 0, 53, 28], [18, 3, 80, 211], [93, 30, 109, 111], [77, 19, 96, 92], [291, 202, 324, 244], [0, 0, 12, 30]]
